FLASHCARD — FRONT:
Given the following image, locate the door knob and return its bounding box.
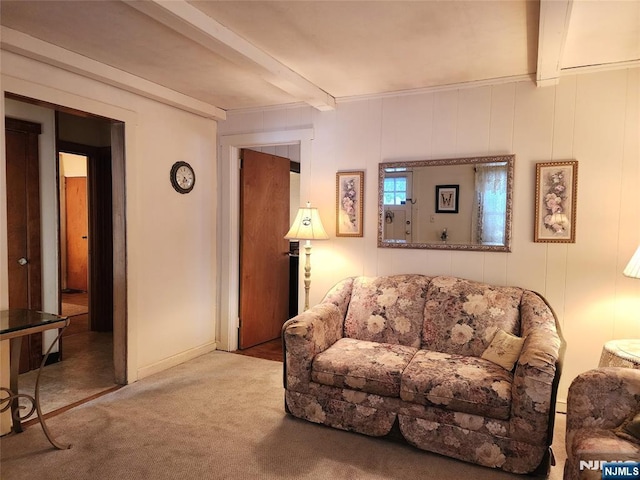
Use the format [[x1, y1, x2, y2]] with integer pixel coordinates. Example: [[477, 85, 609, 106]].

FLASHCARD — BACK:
[[17, 257, 28, 266]]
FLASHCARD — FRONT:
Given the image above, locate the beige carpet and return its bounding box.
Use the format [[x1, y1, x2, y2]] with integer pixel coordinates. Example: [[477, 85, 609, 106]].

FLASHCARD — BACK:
[[1, 351, 566, 480]]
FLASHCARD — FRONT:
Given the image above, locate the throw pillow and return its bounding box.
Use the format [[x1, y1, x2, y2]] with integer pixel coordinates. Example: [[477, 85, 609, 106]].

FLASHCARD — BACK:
[[481, 329, 525, 370], [614, 412, 640, 444]]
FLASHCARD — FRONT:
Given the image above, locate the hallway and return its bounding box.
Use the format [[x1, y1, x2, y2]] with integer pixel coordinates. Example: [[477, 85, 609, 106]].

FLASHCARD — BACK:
[[17, 293, 117, 418]]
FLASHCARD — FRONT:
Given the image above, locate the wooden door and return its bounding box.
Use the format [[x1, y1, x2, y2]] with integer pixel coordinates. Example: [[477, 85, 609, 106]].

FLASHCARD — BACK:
[[65, 176, 88, 291], [5, 117, 43, 373], [239, 149, 290, 349], [88, 147, 114, 332]]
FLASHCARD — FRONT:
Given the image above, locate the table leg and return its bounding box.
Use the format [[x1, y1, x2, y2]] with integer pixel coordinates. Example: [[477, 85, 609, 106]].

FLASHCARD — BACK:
[[9, 337, 23, 433], [0, 327, 71, 449], [1, 338, 36, 434], [34, 327, 71, 450]]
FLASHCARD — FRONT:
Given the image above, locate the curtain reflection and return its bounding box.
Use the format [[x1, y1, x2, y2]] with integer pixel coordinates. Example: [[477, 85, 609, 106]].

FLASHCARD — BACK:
[[473, 164, 507, 245]]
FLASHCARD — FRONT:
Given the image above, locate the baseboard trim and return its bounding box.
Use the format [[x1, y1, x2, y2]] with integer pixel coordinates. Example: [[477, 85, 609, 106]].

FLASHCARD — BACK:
[[137, 342, 218, 380]]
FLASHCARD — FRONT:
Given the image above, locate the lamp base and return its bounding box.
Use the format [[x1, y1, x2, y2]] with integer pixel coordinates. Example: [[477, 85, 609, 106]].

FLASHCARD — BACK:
[[303, 242, 311, 311]]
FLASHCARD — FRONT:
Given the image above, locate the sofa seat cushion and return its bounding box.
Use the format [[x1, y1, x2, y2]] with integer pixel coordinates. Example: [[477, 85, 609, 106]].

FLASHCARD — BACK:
[[400, 349, 514, 420], [311, 338, 418, 397], [344, 275, 432, 348]]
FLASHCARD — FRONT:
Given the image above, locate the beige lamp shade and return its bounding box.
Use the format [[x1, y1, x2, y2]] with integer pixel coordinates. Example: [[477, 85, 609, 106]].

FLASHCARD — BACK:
[[285, 203, 329, 240], [623, 245, 640, 279]]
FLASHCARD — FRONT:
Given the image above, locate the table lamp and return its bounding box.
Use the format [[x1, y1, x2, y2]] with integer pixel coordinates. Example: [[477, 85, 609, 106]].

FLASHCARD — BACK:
[[285, 202, 329, 311], [623, 245, 640, 279], [624, 244, 640, 354], [599, 245, 640, 368]]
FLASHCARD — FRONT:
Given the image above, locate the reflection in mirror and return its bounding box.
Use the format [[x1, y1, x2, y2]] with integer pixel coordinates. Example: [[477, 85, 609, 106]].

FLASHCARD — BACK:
[[378, 155, 514, 252]]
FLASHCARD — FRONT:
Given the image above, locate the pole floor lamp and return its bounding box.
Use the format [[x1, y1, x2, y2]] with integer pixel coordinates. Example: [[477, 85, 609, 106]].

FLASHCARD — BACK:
[[285, 202, 329, 311]]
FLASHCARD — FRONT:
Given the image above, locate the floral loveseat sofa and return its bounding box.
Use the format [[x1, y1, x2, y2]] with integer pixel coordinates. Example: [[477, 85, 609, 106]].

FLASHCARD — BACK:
[[565, 367, 640, 480], [282, 275, 565, 474]]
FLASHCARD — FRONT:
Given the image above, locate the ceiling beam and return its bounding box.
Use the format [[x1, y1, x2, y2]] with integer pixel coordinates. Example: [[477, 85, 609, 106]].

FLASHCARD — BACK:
[[1, 27, 226, 121], [125, 0, 336, 111], [536, 0, 574, 87]]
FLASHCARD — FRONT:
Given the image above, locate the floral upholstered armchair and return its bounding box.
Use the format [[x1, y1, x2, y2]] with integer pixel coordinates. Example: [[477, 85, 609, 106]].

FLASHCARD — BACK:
[[565, 367, 640, 480]]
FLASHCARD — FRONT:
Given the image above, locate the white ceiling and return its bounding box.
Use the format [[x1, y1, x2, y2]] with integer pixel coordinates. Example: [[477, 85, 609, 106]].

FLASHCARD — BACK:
[[1, 1, 638, 114]]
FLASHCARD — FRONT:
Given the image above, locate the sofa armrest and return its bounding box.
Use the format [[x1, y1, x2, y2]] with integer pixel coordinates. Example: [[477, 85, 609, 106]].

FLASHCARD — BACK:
[[282, 302, 344, 392], [565, 367, 640, 480], [566, 367, 640, 433], [510, 291, 564, 445]]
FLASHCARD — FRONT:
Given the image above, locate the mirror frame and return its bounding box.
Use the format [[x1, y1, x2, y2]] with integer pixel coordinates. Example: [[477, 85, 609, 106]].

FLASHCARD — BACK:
[[377, 155, 515, 252]]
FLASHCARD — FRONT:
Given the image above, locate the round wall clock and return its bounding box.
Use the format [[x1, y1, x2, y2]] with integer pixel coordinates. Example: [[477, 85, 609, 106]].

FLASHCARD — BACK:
[[170, 161, 195, 194]]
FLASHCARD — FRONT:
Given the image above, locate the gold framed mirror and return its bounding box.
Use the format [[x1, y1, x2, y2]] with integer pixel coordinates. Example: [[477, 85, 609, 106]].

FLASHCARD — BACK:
[[378, 155, 514, 252]]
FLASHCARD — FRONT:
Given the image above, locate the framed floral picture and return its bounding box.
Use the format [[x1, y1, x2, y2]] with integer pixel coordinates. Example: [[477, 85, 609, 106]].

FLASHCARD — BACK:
[[336, 171, 364, 237], [534, 161, 578, 243]]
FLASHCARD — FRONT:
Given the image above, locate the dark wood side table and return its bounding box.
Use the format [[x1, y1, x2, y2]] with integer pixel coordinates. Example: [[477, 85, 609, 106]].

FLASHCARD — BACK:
[[0, 309, 71, 449]]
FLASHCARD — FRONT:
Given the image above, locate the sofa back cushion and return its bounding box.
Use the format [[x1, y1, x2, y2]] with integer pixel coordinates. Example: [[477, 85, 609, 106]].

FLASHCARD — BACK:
[[344, 275, 432, 348], [422, 276, 523, 357], [321, 277, 355, 320]]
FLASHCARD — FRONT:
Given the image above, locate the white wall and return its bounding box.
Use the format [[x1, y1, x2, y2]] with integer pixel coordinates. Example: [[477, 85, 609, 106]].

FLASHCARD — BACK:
[[1, 51, 219, 386], [60, 152, 88, 178], [219, 68, 640, 405]]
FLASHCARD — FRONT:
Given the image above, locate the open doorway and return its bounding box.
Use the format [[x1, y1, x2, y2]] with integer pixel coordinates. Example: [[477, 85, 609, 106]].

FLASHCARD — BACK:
[[218, 128, 313, 353], [60, 151, 89, 297], [57, 113, 115, 335], [61, 153, 88, 293], [52, 111, 118, 411], [58, 152, 92, 331], [5, 95, 127, 415], [49, 145, 116, 412], [235, 146, 300, 362]]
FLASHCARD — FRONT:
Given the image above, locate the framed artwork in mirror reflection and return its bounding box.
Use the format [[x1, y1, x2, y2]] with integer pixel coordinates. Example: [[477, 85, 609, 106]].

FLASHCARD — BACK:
[[435, 185, 459, 213]]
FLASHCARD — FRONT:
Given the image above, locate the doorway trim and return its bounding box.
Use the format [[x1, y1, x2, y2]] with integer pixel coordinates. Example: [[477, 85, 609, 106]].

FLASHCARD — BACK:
[[219, 128, 313, 351], [2, 77, 136, 383]]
